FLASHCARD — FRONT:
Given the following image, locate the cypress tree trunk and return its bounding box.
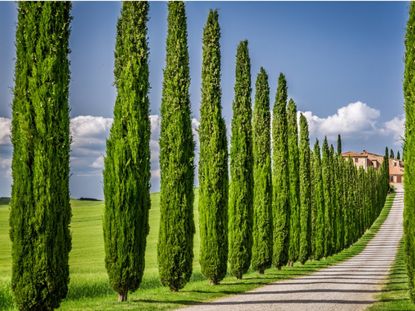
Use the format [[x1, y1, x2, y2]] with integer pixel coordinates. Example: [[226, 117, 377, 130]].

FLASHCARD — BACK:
[[229, 40, 253, 279], [252, 67, 272, 274], [9, 3, 71, 309], [298, 114, 311, 264], [198, 9, 228, 284], [404, 2, 415, 302], [312, 140, 325, 260], [321, 137, 332, 257], [158, 1, 195, 291], [103, 2, 151, 300], [287, 99, 300, 265], [272, 73, 290, 268]]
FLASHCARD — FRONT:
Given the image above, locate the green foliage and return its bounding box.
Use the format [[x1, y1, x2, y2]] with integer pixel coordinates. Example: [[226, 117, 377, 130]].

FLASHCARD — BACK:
[[404, 2, 415, 302], [321, 137, 333, 257], [390, 149, 395, 159], [397, 151, 401, 160], [287, 99, 300, 264], [228, 40, 253, 279], [337, 134, 342, 155], [103, 2, 151, 301], [158, 1, 195, 291], [272, 73, 290, 268], [9, 2, 72, 309], [311, 140, 325, 259], [198, 10, 228, 284], [252, 67, 272, 274], [298, 114, 311, 264]]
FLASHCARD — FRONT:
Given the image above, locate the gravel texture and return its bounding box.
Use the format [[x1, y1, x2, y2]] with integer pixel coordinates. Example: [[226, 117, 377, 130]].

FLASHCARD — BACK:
[[181, 188, 403, 311]]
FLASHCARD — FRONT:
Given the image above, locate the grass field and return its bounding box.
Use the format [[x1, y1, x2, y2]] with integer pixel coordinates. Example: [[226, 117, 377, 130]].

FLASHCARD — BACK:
[[369, 238, 415, 311], [0, 192, 395, 310]]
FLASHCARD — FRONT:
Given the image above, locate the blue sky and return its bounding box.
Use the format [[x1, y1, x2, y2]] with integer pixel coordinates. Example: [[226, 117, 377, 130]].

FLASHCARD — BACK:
[[0, 1, 409, 198]]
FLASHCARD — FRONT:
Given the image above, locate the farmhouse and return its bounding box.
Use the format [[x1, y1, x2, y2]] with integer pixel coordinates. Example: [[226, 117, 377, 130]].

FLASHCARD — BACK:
[[342, 150, 404, 184]]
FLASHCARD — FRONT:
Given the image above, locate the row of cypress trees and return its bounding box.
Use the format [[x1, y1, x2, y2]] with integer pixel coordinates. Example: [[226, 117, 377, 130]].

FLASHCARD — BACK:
[[404, 2, 415, 303], [8, 1, 392, 308]]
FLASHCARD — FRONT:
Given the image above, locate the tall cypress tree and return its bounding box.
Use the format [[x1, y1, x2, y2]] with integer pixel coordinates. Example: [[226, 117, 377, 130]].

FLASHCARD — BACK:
[[272, 73, 290, 268], [158, 1, 195, 291], [337, 134, 342, 155], [321, 137, 332, 257], [252, 67, 272, 274], [103, 2, 151, 302], [397, 151, 401, 160], [404, 2, 415, 302], [228, 40, 253, 279], [329, 144, 337, 252], [298, 114, 311, 264], [390, 149, 395, 159], [198, 10, 228, 284], [312, 139, 325, 259], [10, 3, 71, 309], [335, 136, 344, 252], [287, 99, 300, 265]]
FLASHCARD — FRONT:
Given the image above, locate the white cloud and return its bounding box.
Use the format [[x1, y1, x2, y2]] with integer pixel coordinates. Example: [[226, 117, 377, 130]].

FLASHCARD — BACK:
[[300, 101, 380, 139], [0, 117, 11, 145], [299, 101, 404, 147], [90, 155, 104, 169], [381, 115, 405, 145]]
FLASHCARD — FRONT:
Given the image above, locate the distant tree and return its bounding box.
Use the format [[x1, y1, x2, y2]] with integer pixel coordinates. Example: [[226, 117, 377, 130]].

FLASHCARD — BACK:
[[158, 1, 195, 292], [198, 9, 228, 284], [272, 73, 290, 268], [228, 40, 253, 279], [321, 137, 333, 257], [404, 4, 415, 300], [287, 99, 300, 265], [337, 134, 342, 155], [10, 3, 72, 309], [103, 2, 151, 302], [311, 140, 325, 259], [298, 114, 311, 264], [397, 150, 401, 160], [390, 149, 395, 159], [252, 67, 273, 274]]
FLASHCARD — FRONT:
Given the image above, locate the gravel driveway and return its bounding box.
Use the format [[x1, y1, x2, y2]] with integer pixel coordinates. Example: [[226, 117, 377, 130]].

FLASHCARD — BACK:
[[181, 189, 403, 311]]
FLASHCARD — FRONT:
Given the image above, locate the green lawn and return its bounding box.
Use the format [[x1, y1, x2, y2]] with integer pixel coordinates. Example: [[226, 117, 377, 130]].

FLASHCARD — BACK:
[[0, 192, 396, 310], [368, 238, 415, 311]]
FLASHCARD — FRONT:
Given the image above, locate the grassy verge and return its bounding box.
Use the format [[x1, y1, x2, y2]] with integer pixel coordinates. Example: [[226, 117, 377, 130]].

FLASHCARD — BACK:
[[0, 193, 395, 310], [368, 238, 415, 311]]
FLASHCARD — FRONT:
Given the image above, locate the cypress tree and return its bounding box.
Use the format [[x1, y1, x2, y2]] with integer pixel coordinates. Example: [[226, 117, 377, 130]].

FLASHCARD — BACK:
[[287, 99, 300, 265], [321, 137, 332, 257], [404, 2, 415, 301], [103, 2, 151, 302], [228, 40, 253, 279], [397, 150, 401, 160], [158, 1, 195, 291], [9, 3, 71, 309], [390, 149, 395, 159], [252, 67, 272, 274], [198, 10, 228, 284], [272, 73, 290, 268], [337, 134, 342, 155], [329, 145, 337, 252], [298, 114, 311, 264], [312, 140, 325, 259]]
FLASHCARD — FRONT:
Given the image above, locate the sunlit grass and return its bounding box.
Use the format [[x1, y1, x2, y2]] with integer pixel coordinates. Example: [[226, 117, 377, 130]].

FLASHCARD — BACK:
[[0, 192, 395, 310], [368, 238, 415, 311]]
